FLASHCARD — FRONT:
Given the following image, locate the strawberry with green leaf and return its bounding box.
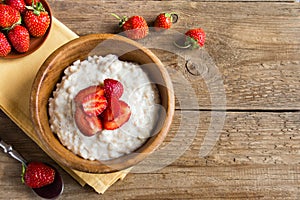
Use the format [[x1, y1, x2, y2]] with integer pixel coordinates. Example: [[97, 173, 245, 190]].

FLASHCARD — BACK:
[[24, 1, 50, 37], [112, 14, 149, 40], [154, 12, 178, 32], [175, 28, 206, 49]]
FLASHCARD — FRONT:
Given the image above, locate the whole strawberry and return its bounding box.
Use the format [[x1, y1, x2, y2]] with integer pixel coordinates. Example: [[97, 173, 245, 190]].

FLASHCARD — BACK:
[[184, 28, 206, 48], [24, 2, 50, 37], [0, 4, 21, 28], [22, 162, 56, 188], [5, 0, 26, 13], [0, 32, 11, 57], [8, 25, 30, 53], [112, 14, 149, 40], [154, 12, 178, 32]]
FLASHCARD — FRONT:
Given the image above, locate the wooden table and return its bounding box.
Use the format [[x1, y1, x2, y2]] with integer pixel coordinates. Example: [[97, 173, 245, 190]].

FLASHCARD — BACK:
[[1, 0, 300, 199]]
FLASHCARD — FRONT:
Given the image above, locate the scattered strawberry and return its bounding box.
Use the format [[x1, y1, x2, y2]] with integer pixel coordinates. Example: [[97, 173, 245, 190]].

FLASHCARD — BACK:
[[0, 32, 11, 57], [24, 0, 40, 6], [154, 12, 178, 32], [74, 106, 103, 136], [185, 28, 206, 48], [0, 4, 21, 28], [112, 14, 149, 40], [22, 162, 55, 188], [174, 28, 206, 49], [82, 93, 107, 117], [102, 100, 131, 130], [23, 2, 50, 37], [5, 0, 26, 13], [8, 25, 30, 53], [104, 78, 124, 99]]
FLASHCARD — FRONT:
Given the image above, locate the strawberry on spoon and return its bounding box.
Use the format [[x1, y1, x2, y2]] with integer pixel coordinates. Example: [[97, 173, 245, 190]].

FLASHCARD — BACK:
[[0, 139, 64, 199]]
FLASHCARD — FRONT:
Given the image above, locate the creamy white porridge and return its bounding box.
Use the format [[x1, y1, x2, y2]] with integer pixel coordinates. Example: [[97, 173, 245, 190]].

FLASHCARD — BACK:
[[49, 54, 160, 161]]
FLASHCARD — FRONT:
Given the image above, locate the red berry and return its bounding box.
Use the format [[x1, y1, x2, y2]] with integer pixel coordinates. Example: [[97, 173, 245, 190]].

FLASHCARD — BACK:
[[23, 2, 50, 37], [82, 93, 107, 117], [102, 101, 131, 130], [23, 162, 55, 188], [154, 13, 177, 32], [0, 32, 11, 57], [8, 25, 30, 53], [74, 106, 103, 136], [184, 28, 206, 48], [0, 4, 21, 28], [113, 14, 148, 40], [101, 97, 121, 122], [104, 78, 124, 99], [74, 85, 105, 104], [6, 0, 26, 13]]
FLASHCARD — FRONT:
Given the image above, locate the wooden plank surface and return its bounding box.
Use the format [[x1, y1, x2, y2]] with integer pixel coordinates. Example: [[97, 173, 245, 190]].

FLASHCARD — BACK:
[[0, 0, 300, 199], [50, 0, 300, 109], [1, 110, 300, 199]]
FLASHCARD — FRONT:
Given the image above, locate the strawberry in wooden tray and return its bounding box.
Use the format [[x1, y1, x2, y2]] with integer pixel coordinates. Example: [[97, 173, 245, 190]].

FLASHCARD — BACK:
[[0, 32, 11, 57], [7, 25, 30, 53], [6, 0, 26, 13], [24, 1, 50, 37], [0, 4, 21, 28]]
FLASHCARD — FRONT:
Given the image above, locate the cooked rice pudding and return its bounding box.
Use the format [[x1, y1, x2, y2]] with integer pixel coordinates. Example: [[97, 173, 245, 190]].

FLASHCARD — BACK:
[[49, 54, 160, 161]]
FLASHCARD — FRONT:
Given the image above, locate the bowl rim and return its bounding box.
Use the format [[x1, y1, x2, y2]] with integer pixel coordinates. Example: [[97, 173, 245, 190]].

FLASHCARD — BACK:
[[30, 33, 175, 173]]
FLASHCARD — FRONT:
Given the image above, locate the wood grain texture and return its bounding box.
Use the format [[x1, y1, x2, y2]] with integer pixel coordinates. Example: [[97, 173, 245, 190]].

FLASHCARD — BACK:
[[49, 0, 300, 109], [0, 0, 300, 199], [1, 110, 300, 199]]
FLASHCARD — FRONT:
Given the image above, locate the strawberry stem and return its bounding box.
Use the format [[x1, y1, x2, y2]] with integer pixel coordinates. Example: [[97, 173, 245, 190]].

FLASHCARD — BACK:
[[25, 1, 46, 16], [21, 164, 26, 184], [1, 17, 22, 32], [111, 13, 127, 27]]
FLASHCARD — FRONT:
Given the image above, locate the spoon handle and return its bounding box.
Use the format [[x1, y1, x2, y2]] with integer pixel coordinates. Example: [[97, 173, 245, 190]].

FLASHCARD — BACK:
[[0, 139, 27, 166]]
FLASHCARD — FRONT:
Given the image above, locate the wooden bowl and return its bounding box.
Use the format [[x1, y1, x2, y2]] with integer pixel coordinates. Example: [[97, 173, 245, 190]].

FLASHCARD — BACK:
[[4, 0, 52, 59], [30, 34, 175, 173]]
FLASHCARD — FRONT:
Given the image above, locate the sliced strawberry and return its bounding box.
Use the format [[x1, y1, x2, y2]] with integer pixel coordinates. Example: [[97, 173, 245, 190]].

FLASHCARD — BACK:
[[82, 94, 107, 116], [102, 101, 131, 130], [74, 85, 105, 105], [104, 79, 124, 99], [101, 97, 121, 121], [74, 107, 102, 137]]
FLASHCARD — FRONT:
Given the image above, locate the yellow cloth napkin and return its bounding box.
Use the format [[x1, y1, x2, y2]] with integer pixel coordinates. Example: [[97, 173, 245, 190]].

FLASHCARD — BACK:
[[0, 17, 129, 194]]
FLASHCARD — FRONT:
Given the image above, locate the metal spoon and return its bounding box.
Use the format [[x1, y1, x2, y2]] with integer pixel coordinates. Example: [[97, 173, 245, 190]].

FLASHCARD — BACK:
[[0, 139, 64, 199]]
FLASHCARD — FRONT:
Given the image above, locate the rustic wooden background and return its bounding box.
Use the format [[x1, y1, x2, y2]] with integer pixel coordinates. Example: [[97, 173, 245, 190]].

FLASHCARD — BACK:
[[1, 0, 300, 199]]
